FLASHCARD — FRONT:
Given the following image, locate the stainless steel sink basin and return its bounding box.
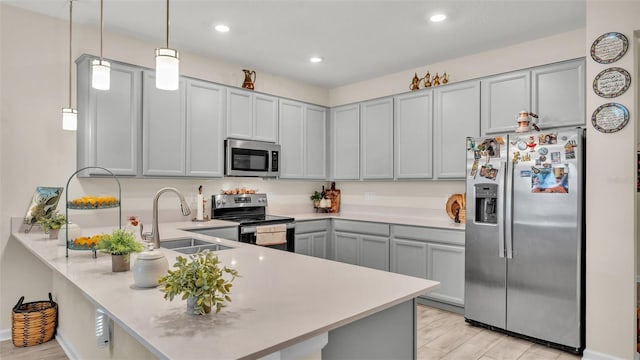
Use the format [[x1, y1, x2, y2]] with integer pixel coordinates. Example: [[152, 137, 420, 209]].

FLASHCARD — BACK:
[[161, 238, 233, 254]]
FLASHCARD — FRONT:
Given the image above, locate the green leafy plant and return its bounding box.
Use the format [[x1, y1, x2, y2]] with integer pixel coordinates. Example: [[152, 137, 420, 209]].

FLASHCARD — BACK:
[[158, 251, 240, 315], [310, 191, 322, 202], [36, 211, 66, 232], [97, 229, 143, 257]]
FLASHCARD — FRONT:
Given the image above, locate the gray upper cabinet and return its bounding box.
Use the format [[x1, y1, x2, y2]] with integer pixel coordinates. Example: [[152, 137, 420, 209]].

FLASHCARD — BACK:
[[481, 70, 530, 135], [305, 105, 327, 179], [77, 56, 141, 176], [185, 80, 225, 177], [226, 89, 278, 142], [361, 98, 394, 179], [531, 58, 585, 129], [279, 99, 327, 179], [394, 90, 433, 179], [142, 72, 186, 176], [434, 81, 480, 179], [330, 105, 360, 180], [279, 100, 305, 178]]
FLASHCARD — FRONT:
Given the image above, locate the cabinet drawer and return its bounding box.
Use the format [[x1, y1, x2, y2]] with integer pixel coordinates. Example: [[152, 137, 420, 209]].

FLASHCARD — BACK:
[[296, 220, 329, 234], [391, 225, 464, 246], [333, 220, 389, 236]]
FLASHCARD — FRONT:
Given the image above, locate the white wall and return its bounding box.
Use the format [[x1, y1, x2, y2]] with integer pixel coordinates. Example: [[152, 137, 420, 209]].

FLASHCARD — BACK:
[[583, 2, 639, 359]]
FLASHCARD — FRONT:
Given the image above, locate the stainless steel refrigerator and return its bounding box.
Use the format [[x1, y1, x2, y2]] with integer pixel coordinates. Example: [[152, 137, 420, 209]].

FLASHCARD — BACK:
[[464, 128, 584, 354]]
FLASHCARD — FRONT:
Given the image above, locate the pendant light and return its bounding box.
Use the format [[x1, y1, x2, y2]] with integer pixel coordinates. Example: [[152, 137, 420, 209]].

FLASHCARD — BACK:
[[62, 0, 77, 131], [91, 0, 110, 90], [155, 0, 179, 90]]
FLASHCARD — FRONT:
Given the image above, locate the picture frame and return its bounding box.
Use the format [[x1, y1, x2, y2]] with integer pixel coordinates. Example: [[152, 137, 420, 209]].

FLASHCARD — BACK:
[[24, 187, 63, 230], [591, 103, 629, 133], [590, 32, 628, 64], [593, 67, 631, 98]]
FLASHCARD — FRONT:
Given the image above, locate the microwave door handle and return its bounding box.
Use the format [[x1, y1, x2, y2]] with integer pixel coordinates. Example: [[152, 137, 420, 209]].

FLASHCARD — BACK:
[[497, 160, 506, 258]]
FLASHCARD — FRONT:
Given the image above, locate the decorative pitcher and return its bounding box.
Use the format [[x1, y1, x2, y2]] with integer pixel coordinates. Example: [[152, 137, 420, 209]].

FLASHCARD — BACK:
[[242, 69, 256, 90]]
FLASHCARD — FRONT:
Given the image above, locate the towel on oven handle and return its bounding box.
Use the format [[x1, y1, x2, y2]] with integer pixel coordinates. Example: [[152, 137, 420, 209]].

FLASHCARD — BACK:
[[256, 224, 287, 245]]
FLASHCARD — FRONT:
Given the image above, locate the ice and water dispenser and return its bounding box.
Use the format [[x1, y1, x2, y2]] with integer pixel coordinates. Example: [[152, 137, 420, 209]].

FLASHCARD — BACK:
[[474, 184, 498, 224]]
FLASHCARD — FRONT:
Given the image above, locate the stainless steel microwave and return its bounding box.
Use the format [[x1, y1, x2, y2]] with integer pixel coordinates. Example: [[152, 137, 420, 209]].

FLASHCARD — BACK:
[[225, 139, 280, 177]]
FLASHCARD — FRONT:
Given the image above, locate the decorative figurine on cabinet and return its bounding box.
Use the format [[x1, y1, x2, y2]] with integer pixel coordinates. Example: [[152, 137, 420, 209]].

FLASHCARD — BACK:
[[442, 72, 449, 84], [423, 72, 432, 87], [433, 73, 441, 86], [409, 72, 422, 91]]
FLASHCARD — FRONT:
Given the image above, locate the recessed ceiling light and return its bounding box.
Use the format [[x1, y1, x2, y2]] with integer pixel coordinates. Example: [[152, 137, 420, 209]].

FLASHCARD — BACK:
[[214, 24, 230, 33], [310, 56, 323, 63], [430, 14, 446, 22]]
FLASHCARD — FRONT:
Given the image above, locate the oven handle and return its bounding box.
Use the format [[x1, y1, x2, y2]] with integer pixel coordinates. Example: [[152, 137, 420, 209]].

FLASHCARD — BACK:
[[241, 223, 296, 234]]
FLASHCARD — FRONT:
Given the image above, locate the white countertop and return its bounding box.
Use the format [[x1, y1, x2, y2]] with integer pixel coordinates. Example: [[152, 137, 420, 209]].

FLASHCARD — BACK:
[[11, 219, 439, 360], [279, 211, 465, 230]]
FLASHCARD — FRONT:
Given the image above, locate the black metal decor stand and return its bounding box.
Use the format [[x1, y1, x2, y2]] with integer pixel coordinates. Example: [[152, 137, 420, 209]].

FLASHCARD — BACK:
[[65, 166, 121, 258]]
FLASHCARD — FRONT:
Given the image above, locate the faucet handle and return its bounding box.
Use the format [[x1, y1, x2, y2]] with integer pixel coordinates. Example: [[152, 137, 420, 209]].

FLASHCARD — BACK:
[[140, 223, 151, 241]]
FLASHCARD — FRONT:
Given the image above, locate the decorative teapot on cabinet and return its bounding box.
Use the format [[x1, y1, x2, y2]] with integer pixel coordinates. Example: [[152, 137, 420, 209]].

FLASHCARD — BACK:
[[242, 69, 256, 90]]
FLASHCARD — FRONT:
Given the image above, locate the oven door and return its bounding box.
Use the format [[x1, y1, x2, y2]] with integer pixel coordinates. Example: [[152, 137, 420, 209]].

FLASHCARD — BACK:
[[239, 223, 295, 252], [225, 139, 280, 177]]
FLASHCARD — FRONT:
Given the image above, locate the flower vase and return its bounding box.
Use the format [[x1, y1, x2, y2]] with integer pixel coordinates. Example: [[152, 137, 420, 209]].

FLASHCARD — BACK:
[[187, 296, 212, 315], [48, 229, 60, 240], [111, 254, 130, 272]]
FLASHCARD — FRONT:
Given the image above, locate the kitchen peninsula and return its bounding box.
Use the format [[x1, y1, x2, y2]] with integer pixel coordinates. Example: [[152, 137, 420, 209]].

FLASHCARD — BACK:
[[10, 218, 438, 359]]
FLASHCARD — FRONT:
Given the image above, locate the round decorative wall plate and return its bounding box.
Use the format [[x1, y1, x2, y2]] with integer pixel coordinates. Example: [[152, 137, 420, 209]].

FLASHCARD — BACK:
[[591, 103, 629, 133], [593, 67, 631, 98], [591, 32, 628, 64]]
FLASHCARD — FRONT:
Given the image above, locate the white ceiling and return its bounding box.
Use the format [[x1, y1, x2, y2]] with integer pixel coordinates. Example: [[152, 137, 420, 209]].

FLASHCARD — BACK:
[[3, 0, 586, 88]]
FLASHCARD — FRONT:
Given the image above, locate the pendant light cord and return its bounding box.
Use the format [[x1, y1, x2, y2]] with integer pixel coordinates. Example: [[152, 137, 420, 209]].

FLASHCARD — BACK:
[[100, 0, 104, 61], [166, 0, 170, 48], [68, 0, 73, 108]]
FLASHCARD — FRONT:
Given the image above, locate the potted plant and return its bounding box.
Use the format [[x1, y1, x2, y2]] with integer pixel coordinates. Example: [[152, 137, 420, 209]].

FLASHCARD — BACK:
[[36, 211, 66, 239], [97, 229, 144, 272], [158, 251, 239, 315], [310, 191, 322, 208]]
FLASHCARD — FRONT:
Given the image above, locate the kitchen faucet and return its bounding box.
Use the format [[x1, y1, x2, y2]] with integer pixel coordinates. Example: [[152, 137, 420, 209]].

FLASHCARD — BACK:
[[142, 187, 191, 249]]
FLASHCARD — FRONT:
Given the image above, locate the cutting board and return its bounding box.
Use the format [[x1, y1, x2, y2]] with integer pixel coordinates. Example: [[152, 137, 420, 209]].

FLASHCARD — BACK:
[[325, 189, 341, 213]]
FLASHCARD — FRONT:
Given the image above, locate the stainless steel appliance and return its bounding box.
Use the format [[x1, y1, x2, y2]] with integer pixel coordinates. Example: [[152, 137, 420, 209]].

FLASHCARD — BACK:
[[464, 128, 584, 354], [212, 193, 295, 252], [225, 139, 280, 177]]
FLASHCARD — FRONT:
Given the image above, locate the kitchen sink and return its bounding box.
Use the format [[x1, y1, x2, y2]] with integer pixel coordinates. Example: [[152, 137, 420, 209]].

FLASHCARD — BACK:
[[161, 238, 233, 254]]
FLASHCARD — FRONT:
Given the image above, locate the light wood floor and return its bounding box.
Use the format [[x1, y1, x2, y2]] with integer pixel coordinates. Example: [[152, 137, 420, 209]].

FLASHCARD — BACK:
[[0, 305, 581, 360], [416, 305, 580, 360]]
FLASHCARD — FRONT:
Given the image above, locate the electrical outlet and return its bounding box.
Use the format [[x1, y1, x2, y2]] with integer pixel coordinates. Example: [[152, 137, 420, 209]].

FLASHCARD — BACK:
[[364, 192, 376, 201]]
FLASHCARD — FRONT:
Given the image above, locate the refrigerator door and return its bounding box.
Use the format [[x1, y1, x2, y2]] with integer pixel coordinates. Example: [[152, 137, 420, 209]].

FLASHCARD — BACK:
[[506, 129, 583, 349], [464, 136, 508, 328]]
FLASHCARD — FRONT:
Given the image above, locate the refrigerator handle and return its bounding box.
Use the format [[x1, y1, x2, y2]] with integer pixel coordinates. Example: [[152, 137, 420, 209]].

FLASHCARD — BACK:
[[505, 158, 514, 259], [497, 160, 506, 258]]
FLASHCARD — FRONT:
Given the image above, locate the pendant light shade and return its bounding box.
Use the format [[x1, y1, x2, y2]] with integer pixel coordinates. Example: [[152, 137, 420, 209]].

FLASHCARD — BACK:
[[155, 0, 179, 90], [91, 0, 110, 90], [155, 48, 179, 90], [62, 0, 77, 131], [62, 108, 78, 131]]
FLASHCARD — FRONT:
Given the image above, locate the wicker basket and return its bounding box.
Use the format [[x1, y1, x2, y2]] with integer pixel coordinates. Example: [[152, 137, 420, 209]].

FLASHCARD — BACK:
[[11, 293, 57, 347]]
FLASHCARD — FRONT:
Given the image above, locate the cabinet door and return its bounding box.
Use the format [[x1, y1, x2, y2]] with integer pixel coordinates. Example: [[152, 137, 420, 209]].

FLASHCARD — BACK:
[[279, 100, 305, 178], [390, 238, 428, 279], [295, 234, 312, 257], [330, 105, 360, 180], [186, 80, 225, 177], [334, 232, 359, 266], [360, 235, 390, 271], [311, 232, 328, 259], [360, 98, 394, 179], [434, 81, 480, 178], [532, 58, 585, 129], [79, 59, 141, 176], [426, 243, 465, 306], [226, 88, 253, 140], [305, 105, 327, 179], [253, 94, 278, 142], [395, 91, 433, 179], [142, 72, 186, 176], [481, 71, 530, 135]]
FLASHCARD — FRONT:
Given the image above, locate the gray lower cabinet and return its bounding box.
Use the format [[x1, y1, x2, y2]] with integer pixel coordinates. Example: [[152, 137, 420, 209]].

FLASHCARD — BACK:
[[434, 80, 480, 179], [143, 72, 225, 177], [333, 220, 390, 271], [279, 99, 327, 179], [142, 72, 187, 176], [390, 225, 465, 307], [295, 220, 329, 259], [360, 98, 394, 179], [394, 90, 433, 179], [76, 56, 141, 176], [330, 104, 360, 180]]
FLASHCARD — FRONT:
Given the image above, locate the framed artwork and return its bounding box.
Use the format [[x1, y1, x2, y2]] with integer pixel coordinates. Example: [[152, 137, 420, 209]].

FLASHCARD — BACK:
[[24, 187, 63, 226]]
